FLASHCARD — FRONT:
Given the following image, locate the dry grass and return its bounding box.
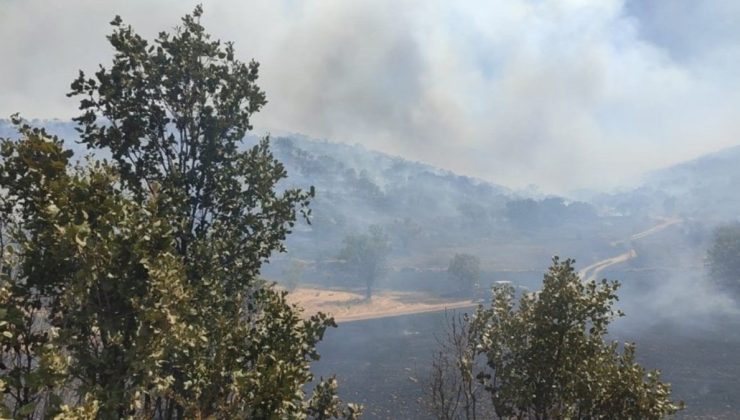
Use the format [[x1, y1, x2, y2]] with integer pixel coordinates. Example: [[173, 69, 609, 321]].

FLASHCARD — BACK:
[[286, 287, 475, 323]]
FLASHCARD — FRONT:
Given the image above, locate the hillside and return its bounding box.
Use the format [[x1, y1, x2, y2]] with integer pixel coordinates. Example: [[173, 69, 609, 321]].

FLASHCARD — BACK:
[[268, 135, 514, 254], [591, 144, 740, 222], [647, 145, 740, 220], [5, 119, 693, 295], [0, 119, 603, 255]]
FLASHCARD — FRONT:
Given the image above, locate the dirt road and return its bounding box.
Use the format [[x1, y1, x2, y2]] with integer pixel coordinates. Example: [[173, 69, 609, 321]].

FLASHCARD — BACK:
[[578, 249, 637, 283], [579, 217, 681, 282]]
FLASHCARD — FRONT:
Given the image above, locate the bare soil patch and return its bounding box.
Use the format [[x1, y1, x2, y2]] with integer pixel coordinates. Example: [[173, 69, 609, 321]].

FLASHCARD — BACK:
[[287, 287, 475, 322]]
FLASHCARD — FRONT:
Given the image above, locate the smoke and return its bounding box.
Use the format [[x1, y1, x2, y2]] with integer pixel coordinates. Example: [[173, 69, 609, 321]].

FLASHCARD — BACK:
[[2, 0, 740, 192], [604, 224, 740, 335]]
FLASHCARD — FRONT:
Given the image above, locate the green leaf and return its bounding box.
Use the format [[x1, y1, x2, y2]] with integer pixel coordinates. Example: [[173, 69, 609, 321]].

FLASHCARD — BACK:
[[19, 402, 36, 416]]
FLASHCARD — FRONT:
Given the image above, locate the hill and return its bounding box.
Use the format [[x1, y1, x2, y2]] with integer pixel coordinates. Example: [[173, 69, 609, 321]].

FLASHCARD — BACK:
[[0, 119, 636, 291], [588, 144, 740, 222]]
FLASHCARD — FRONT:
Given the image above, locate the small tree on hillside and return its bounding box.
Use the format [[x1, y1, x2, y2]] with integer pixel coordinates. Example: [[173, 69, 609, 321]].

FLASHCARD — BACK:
[[426, 257, 683, 419], [447, 253, 480, 295], [339, 225, 390, 299]]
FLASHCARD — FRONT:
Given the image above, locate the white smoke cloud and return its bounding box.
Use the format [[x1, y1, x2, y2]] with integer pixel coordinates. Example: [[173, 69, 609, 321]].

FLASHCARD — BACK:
[[2, 0, 739, 192]]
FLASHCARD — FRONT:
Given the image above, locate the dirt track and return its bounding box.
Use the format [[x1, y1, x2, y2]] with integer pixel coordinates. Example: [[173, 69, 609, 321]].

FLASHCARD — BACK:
[[578, 249, 637, 282], [580, 217, 681, 282]]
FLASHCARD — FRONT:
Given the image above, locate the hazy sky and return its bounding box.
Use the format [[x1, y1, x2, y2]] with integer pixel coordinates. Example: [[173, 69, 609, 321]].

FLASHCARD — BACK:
[[2, 0, 739, 193]]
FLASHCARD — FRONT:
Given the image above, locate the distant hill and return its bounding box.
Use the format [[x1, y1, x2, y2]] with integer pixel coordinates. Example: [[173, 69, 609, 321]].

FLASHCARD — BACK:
[[0, 119, 603, 264], [6, 118, 736, 236], [268, 134, 515, 251], [591, 144, 740, 222], [647, 145, 740, 220]]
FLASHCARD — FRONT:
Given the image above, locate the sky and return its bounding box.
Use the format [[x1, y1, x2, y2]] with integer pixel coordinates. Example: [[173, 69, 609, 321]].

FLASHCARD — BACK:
[[1, 0, 739, 193]]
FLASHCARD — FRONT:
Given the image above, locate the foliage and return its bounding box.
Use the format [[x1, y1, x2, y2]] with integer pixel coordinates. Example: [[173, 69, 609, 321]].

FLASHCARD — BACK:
[[427, 257, 683, 419], [338, 225, 390, 299], [447, 254, 480, 294], [1, 6, 359, 419], [707, 222, 740, 298], [0, 123, 78, 419]]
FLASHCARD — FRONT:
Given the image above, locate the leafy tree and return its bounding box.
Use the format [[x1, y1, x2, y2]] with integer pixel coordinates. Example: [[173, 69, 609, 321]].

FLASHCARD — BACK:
[[707, 222, 740, 297], [339, 225, 390, 299], [447, 253, 480, 294], [1, 6, 360, 419], [426, 257, 683, 419], [0, 123, 81, 419]]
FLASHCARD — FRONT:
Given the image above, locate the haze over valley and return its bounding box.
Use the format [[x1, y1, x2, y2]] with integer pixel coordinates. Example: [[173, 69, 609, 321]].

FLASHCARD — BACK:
[[2, 1, 740, 419], [3, 118, 739, 417]]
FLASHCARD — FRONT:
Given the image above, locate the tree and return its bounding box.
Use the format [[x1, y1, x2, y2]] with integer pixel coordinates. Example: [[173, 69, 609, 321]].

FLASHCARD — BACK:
[[425, 312, 493, 420], [447, 254, 480, 295], [707, 222, 740, 298], [1, 7, 360, 419], [426, 257, 683, 419], [339, 225, 390, 299]]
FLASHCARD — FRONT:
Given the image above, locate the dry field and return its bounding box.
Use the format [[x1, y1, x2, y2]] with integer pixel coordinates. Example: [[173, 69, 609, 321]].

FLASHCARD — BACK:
[[286, 287, 475, 322]]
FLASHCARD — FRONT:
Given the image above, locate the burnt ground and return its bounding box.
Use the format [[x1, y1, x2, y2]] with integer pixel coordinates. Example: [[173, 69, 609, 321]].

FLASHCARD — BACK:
[[622, 320, 740, 419], [312, 311, 740, 419]]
